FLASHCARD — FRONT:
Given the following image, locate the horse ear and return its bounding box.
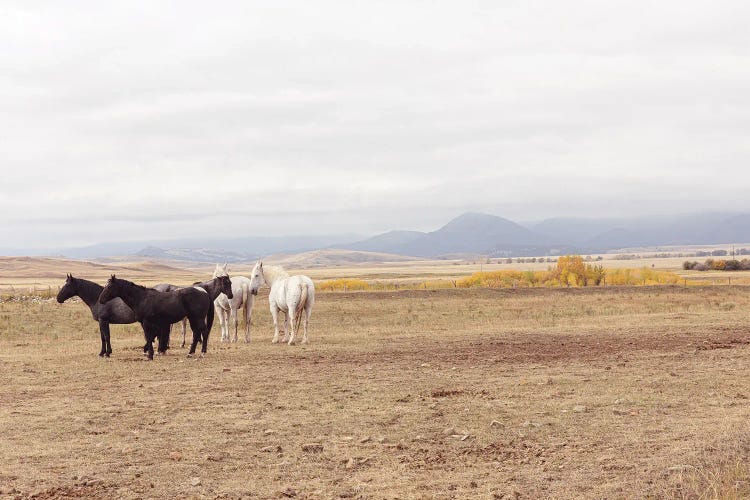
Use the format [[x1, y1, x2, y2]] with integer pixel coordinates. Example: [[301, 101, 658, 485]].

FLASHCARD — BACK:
[[258, 260, 263, 268]]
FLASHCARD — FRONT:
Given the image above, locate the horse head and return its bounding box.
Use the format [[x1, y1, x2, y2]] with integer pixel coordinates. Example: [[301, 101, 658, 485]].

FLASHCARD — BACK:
[[217, 274, 234, 299], [56, 273, 76, 303], [249, 260, 264, 295], [98, 274, 120, 304]]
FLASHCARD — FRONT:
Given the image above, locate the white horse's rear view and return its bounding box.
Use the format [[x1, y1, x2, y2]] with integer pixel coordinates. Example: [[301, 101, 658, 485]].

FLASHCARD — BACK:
[[248, 261, 314, 345]]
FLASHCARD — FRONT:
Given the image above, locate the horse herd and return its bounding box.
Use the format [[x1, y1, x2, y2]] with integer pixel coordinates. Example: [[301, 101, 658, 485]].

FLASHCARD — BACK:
[[56, 261, 315, 360]]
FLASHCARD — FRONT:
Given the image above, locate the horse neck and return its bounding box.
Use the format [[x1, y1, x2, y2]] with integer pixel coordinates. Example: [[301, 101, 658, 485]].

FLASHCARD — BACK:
[[262, 265, 289, 286], [75, 279, 104, 308], [199, 278, 222, 301], [114, 280, 148, 310]]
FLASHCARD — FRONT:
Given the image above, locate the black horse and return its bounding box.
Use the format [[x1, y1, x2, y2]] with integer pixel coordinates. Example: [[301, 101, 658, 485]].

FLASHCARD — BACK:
[[56, 274, 137, 357], [151, 277, 230, 348], [98, 275, 232, 359]]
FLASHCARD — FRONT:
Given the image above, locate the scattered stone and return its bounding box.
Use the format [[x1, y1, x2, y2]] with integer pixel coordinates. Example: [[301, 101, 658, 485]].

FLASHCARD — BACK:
[[190, 477, 201, 487], [490, 420, 503, 428], [281, 487, 297, 497], [169, 451, 182, 461], [443, 427, 457, 436], [612, 408, 629, 416], [263, 429, 276, 435], [358, 436, 371, 444], [206, 451, 231, 461], [302, 443, 324, 453], [261, 445, 281, 453], [668, 465, 694, 473], [572, 405, 587, 413], [460, 434, 471, 441], [345, 458, 356, 469], [223, 367, 231, 372], [420, 363, 431, 368]]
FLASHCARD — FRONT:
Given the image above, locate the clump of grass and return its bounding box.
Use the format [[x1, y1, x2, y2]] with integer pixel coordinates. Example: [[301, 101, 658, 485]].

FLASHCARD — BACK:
[[317, 278, 370, 292], [655, 430, 750, 499]]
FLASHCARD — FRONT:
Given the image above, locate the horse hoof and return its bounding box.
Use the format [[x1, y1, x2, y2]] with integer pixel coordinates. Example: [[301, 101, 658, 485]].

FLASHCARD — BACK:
[[105, 353, 111, 358]]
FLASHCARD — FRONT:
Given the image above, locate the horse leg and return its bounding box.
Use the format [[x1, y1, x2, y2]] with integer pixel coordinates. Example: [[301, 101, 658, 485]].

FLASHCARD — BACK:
[[287, 308, 296, 345], [98, 320, 107, 357], [271, 306, 281, 343], [104, 321, 113, 356], [188, 315, 208, 356], [232, 306, 239, 343], [157, 324, 170, 355], [243, 301, 251, 343], [143, 324, 155, 361], [217, 306, 228, 342], [187, 322, 200, 357], [301, 307, 311, 345], [180, 318, 187, 348], [281, 312, 289, 343]]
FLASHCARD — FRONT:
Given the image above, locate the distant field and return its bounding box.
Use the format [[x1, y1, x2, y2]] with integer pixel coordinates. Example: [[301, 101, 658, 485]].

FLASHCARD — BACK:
[[2, 254, 750, 295], [2, 286, 750, 498]]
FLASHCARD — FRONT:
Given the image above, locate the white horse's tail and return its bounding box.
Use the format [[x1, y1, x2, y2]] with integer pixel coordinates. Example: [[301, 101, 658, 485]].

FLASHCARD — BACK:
[[294, 282, 308, 333], [241, 282, 249, 309]]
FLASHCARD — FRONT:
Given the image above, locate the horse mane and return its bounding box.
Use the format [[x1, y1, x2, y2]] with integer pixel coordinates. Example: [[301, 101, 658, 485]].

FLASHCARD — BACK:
[[114, 277, 148, 291], [262, 264, 289, 284]]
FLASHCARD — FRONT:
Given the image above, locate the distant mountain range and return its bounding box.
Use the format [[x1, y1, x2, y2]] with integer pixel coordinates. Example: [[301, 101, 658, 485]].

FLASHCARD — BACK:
[[3, 212, 749, 262]]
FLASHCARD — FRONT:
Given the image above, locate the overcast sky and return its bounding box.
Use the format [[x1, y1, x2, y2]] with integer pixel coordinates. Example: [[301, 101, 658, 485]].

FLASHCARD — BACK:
[[2, 1, 749, 248]]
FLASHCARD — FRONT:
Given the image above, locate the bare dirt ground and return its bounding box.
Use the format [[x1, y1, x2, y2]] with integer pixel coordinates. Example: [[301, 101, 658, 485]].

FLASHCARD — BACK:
[[2, 286, 750, 498]]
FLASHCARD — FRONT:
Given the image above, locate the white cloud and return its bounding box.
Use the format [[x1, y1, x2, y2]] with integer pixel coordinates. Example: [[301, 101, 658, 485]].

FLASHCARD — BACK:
[[1, 0, 749, 247]]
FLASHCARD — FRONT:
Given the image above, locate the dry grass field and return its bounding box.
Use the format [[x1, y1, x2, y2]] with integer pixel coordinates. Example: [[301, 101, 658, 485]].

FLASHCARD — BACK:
[[3, 285, 750, 498]]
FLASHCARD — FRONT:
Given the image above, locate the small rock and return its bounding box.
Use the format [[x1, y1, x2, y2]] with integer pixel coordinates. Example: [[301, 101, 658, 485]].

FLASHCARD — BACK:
[[358, 436, 371, 443], [169, 451, 182, 461], [572, 405, 587, 413], [460, 434, 471, 441], [263, 429, 276, 435], [443, 427, 456, 436], [261, 445, 281, 453], [223, 367, 231, 372], [206, 451, 230, 461], [302, 443, 324, 453], [281, 487, 297, 497], [668, 465, 694, 473], [345, 457, 356, 469], [420, 363, 431, 368], [490, 420, 503, 428], [190, 477, 201, 486]]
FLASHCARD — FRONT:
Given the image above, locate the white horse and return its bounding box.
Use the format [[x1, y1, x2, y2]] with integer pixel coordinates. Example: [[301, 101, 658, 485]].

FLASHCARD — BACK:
[[212, 264, 255, 343], [248, 260, 314, 345]]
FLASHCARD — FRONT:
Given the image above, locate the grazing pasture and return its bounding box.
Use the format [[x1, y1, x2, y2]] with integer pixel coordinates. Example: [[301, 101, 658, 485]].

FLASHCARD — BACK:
[[2, 285, 750, 498]]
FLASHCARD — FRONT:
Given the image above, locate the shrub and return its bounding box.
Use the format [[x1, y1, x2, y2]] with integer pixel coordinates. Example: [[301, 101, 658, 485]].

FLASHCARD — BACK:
[[317, 278, 370, 292]]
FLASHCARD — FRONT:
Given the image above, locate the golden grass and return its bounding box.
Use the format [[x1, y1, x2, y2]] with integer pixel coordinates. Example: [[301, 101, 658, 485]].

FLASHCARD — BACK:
[[2, 286, 750, 498]]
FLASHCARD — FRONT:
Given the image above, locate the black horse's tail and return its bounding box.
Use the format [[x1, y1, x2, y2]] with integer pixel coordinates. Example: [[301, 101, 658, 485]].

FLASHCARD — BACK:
[[206, 301, 215, 334]]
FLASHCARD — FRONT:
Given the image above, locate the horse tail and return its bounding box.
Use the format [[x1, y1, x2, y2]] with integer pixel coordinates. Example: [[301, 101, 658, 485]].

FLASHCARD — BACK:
[[206, 301, 215, 334], [294, 282, 308, 333], [241, 282, 249, 309]]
